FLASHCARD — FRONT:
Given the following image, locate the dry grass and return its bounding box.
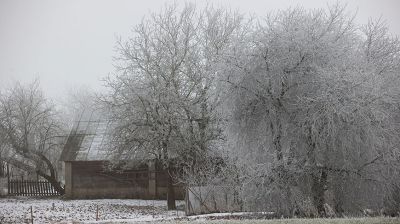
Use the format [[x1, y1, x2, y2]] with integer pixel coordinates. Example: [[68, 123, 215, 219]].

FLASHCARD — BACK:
[[136, 217, 400, 224]]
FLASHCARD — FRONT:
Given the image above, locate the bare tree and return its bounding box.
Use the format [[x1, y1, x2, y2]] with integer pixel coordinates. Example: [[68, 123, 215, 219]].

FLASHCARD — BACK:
[[102, 3, 242, 209], [61, 85, 99, 124], [0, 81, 65, 194]]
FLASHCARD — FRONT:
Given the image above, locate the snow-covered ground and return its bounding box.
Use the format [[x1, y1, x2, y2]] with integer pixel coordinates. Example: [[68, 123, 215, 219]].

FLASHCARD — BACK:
[[2, 198, 398, 224], [0, 197, 185, 223], [0, 197, 273, 223]]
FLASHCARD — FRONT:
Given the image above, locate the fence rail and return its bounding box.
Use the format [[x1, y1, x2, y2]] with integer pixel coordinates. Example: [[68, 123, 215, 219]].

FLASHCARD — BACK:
[[8, 180, 61, 196]]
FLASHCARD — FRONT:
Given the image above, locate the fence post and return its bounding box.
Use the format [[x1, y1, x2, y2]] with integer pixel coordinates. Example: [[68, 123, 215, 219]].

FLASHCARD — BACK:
[[39, 181, 43, 196], [22, 180, 25, 196], [7, 163, 10, 195], [42, 181, 45, 196], [16, 180, 19, 196], [33, 181, 37, 196], [96, 205, 99, 221], [30, 206, 33, 224], [152, 197, 155, 219], [8, 179, 10, 196], [28, 180, 31, 196]]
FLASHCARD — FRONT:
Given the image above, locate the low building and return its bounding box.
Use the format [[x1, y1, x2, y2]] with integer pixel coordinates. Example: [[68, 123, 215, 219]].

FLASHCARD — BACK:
[[59, 116, 184, 199]]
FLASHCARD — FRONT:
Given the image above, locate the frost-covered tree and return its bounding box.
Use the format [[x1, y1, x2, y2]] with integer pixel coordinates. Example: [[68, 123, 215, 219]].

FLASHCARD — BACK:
[[100, 2, 399, 216], [225, 4, 400, 217], [102, 3, 242, 209], [0, 81, 65, 194], [61, 85, 99, 126]]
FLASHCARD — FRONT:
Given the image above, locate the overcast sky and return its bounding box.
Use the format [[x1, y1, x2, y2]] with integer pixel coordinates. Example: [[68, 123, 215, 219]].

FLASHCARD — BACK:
[[1, 0, 399, 102]]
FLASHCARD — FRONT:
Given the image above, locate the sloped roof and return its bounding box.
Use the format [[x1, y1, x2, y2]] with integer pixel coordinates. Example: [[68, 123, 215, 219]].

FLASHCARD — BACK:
[[59, 110, 112, 161]]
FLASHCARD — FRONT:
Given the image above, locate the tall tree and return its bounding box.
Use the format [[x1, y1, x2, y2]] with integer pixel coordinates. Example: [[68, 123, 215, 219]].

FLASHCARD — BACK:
[[225, 4, 400, 216], [102, 3, 242, 209], [0, 81, 65, 194]]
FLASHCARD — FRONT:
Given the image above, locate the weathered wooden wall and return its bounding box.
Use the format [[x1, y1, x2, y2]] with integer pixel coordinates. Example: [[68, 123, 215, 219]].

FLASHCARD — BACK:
[[65, 161, 184, 199]]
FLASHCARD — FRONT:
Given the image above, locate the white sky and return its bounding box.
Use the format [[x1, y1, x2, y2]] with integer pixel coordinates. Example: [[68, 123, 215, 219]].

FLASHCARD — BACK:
[[0, 0, 399, 102]]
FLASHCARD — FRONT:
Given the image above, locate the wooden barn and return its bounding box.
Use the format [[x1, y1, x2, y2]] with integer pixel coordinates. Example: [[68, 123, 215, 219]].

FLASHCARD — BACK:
[[59, 116, 184, 199]]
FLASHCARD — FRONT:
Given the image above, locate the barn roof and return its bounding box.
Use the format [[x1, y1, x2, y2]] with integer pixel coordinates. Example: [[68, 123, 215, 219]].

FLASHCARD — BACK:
[[59, 110, 112, 161]]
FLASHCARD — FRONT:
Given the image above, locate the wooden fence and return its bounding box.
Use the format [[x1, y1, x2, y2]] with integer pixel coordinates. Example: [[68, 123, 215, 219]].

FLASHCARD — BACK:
[[185, 185, 242, 215], [8, 180, 61, 196]]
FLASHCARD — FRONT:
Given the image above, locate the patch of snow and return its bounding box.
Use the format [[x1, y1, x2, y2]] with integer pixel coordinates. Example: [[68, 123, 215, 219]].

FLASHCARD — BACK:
[[83, 211, 275, 224], [0, 197, 184, 224]]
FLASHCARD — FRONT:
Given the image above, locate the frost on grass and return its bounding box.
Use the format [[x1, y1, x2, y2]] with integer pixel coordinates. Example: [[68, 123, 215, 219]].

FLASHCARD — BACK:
[[0, 197, 184, 224], [134, 217, 400, 224]]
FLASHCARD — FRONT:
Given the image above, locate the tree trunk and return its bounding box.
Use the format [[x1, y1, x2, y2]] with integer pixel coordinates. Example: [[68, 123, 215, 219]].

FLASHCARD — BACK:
[[34, 152, 65, 195], [306, 126, 328, 217], [167, 167, 176, 210], [3, 156, 65, 195], [311, 170, 327, 217], [40, 172, 65, 195]]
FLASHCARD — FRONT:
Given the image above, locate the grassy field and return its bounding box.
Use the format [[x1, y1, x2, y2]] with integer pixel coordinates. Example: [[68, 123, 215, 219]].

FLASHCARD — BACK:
[[133, 217, 400, 224]]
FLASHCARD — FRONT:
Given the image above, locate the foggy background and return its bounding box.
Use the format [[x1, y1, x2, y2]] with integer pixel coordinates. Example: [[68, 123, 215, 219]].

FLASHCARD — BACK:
[[1, 0, 399, 102]]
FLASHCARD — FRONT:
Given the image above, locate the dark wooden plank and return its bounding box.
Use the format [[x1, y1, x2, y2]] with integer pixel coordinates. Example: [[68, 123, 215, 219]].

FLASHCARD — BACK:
[[22, 180, 26, 196], [46, 181, 50, 196], [19, 180, 22, 196], [42, 181, 46, 196], [41, 181, 44, 196], [17, 180, 20, 196], [46, 181, 49, 195], [23, 180, 26, 196], [54, 183, 57, 195], [8, 180, 12, 195], [29, 180, 33, 196], [36, 181, 40, 196], [52, 183, 55, 195], [25, 180, 28, 196], [26, 180, 29, 196], [39, 181, 43, 196], [12, 180, 15, 195], [25, 180, 29, 196], [52, 183, 56, 195], [37, 181, 40, 196], [50, 182, 54, 196], [36, 181, 39, 196], [28, 180, 31, 196], [43, 181, 47, 196], [14, 180, 17, 196], [23, 180, 27, 196], [33, 180, 37, 196], [32, 180, 35, 196]]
